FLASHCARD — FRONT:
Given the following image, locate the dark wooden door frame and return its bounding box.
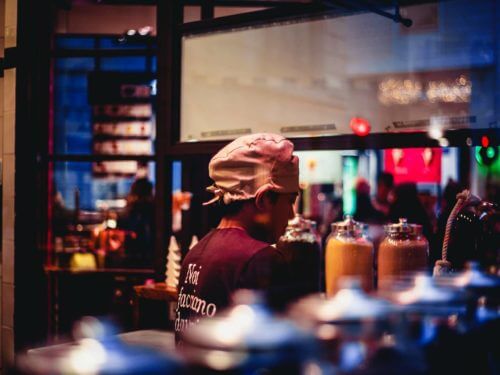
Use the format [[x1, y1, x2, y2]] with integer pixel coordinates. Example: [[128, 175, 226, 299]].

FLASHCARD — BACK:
[[14, 0, 54, 351]]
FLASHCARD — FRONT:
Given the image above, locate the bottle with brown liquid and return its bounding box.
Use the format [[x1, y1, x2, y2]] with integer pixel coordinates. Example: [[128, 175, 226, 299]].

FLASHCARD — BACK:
[[325, 216, 374, 295], [276, 214, 321, 299], [378, 218, 429, 287]]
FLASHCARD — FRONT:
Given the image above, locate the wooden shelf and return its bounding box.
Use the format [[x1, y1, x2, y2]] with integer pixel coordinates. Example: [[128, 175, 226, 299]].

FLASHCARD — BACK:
[[44, 266, 155, 276], [134, 283, 178, 301]]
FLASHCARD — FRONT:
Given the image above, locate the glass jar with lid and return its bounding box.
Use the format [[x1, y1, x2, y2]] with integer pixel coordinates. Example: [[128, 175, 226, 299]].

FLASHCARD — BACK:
[[180, 290, 312, 374], [437, 261, 500, 324], [289, 278, 425, 375], [387, 274, 467, 375], [276, 214, 321, 299], [325, 216, 374, 295], [378, 218, 429, 286]]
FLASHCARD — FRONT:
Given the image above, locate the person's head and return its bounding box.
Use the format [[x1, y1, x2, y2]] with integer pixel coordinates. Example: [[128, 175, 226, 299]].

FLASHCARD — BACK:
[[218, 190, 297, 243], [376, 172, 394, 201], [129, 177, 153, 203], [393, 182, 419, 205], [355, 178, 371, 197], [205, 133, 300, 243], [442, 179, 462, 211]]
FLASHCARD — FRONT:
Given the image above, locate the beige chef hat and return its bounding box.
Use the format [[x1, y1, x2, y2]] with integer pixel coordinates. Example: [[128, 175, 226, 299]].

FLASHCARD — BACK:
[[204, 133, 299, 205]]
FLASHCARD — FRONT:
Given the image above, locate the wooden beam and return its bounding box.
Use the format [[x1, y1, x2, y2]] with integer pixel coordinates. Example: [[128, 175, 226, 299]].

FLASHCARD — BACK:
[[156, 0, 183, 280], [164, 129, 500, 156]]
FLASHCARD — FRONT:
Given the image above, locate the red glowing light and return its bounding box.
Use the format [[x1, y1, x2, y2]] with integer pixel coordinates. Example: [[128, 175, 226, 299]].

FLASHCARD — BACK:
[[350, 117, 371, 137], [481, 136, 490, 148]]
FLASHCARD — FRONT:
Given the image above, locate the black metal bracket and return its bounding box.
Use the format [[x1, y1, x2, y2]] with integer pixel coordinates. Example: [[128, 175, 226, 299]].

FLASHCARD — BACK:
[[181, 0, 315, 6], [0, 47, 18, 78], [324, 0, 413, 27]]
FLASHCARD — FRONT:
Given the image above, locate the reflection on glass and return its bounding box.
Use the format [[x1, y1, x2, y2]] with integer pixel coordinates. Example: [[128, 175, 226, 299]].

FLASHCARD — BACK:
[[171, 161, 194, 233], [181, 1, 498, 141], [295, 147, 498, 268], [52, 161, 156, 269], [53, 36, 156, 155], [101, 57, 148, 72]]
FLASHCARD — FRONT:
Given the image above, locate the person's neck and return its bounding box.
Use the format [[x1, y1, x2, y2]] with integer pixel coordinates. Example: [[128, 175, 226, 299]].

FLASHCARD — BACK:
[[217, 217, 248, 231], [218, 216, 273, 243]]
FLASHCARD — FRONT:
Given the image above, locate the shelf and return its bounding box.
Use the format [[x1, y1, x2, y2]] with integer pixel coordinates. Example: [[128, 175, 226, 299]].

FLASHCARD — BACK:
[[45, 266, 155, 276], [47, 154, 156, 162], [134, 282, 178, 301]]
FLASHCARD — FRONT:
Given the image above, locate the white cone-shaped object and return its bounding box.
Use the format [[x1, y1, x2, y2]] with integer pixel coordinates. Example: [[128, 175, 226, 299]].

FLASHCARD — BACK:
[[165, 235, 182, 290], [168, 235, 180, 252], [189, 235, 199, 250]]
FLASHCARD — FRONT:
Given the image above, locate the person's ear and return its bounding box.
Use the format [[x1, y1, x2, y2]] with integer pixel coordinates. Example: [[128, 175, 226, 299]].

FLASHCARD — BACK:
[[255, 190, 272, 211], [254, 191, 273, 227]]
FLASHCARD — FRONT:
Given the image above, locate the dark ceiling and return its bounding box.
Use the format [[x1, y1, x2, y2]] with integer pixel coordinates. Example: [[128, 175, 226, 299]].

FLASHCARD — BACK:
[[58, 0, 440, 7]]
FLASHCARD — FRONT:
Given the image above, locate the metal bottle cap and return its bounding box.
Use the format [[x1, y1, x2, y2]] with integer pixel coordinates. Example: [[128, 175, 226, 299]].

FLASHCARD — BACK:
[[286, 214, 315, 232], [280, 214, 317, 243], [392, 274, 465, 316], [330, 216, 367, 238], [384, 218, 425, 240], [384, 218, 420, 235]]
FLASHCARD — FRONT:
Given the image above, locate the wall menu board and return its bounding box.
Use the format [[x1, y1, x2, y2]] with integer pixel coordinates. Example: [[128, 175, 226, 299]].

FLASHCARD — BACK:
[[88, 73, 155, 177]]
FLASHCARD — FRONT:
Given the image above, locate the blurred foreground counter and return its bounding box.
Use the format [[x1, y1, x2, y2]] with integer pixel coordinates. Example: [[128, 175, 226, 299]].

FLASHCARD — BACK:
[[26, 329, 176, 357], [17, 329, 179, 375]]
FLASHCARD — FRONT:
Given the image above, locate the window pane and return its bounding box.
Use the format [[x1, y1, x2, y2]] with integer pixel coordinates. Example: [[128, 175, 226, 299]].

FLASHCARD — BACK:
[[295, 147, 460, 221], [52, 161, 156, 269], [55, 57, 95, 71], [54, 61, 94, 154], [100, 57, 148, 72], [151, 56, 157, 73], [180, 1, 498, 141], [55, 36, 95, 49], [53, 53, 156, 155], [99, 36, 153, 50], [184, 6, 201, 23]]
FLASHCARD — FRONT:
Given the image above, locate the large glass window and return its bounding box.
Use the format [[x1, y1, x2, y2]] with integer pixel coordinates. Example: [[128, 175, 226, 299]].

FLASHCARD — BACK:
[[180, 0, 499, 142], [295, 147, 460, 228], [50, 35, 157, 270], [51, 161, 156, 269], [176, 1, 499, 270], [53, 37, 155, 155], [53, 161, 156, 211]]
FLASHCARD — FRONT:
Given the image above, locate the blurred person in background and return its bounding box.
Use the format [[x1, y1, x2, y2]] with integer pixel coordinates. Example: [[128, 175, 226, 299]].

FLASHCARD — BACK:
[[420, 190, 438, 233], [319, 195, 344, 245], [372, 172, 394, 219], [119, 177, 155, 267], [52, 187, 74, 237], [354, 178, 385, 225]]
